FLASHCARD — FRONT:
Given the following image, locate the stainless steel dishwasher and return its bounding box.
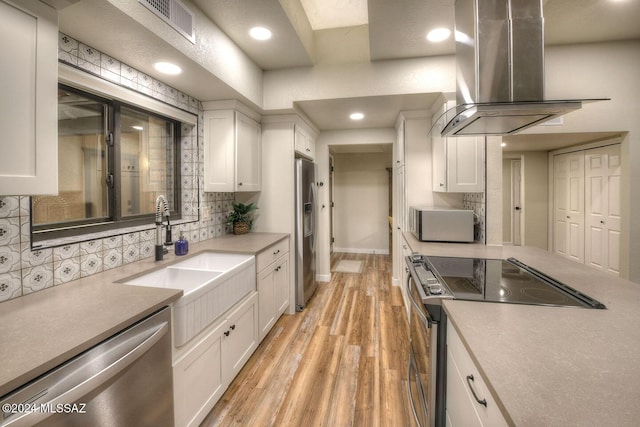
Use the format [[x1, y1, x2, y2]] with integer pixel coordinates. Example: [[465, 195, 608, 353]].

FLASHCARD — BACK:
[[0, 307, 174, 427]]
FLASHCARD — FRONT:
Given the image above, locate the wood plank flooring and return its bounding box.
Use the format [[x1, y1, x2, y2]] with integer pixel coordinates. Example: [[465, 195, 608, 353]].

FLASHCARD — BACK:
[[201, 252, 415, 426]]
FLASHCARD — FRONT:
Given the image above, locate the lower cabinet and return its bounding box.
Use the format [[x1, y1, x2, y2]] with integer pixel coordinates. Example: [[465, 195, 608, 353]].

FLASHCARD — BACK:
[[446, 324, 508, 427], [257, 238, 290, 341], [173, 291, 258, 427]]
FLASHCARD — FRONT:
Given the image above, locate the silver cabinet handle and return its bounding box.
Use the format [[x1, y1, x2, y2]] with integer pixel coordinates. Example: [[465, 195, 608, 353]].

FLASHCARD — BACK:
[[466, 375, 487, 407]]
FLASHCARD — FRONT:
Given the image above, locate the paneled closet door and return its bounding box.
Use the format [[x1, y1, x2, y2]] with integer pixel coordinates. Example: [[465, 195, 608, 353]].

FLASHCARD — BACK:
[[553, 152, 585, 263], [585, 145, 621, 275]]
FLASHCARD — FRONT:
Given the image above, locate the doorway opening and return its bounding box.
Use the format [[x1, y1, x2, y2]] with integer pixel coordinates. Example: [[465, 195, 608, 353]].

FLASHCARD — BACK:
[[328, 143, 393, 255]]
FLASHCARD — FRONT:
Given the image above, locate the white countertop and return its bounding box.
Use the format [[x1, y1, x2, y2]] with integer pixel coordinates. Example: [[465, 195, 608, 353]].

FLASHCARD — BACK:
[[405, 233, 640, 426]]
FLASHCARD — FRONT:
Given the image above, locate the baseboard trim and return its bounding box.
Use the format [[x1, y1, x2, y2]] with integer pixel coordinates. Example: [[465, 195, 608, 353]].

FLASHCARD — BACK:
[[316, 274, 331, 283], [333, 247, 390, 255]]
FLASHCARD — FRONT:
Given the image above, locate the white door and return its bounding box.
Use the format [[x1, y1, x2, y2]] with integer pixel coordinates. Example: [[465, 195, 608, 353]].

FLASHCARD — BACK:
[[585, 145, 621, 275], [566, 153, 585, 263], [553, 153, 570, 257], [511, 159, 522, 246], [553, 152, 585, 263]]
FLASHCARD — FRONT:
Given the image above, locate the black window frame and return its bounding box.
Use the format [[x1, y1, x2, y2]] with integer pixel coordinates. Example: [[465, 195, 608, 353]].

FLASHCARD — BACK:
[[31, 83, 182, 243]]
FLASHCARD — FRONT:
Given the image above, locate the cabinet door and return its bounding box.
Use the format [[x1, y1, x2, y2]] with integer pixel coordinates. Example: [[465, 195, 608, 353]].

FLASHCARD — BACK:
[[258, 266, 277, 341], [223, 292, 259, 382], [275, 257, 290, 315], [0, 0, 58, 195], [294, 126, 315, 160], [446, 324, 508, 427], [173, 319, 226, 427], [235, 112, 261, 191], [446, 136, 484, 192], [432, 135, 447, 192], [203, 110, 235, 192]]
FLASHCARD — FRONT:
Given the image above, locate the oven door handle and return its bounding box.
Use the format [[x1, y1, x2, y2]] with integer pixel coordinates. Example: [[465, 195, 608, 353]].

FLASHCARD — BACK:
[[407, 275, 434, 328]]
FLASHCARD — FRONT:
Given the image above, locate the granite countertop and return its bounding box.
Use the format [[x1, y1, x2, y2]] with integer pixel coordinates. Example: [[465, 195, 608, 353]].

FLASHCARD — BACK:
[[404, 233, 640, 426], [0, 232, 289, 398]]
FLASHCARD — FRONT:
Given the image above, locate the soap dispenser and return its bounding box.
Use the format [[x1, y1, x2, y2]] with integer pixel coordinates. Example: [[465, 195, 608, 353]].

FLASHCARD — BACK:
[[175, 232, 189, 256]]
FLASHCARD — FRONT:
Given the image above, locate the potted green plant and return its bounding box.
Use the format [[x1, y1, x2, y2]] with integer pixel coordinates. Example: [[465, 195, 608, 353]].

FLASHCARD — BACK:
[[226, 202, 258, 235]]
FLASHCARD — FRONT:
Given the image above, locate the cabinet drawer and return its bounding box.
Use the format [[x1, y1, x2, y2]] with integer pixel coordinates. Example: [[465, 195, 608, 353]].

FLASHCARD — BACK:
[[447, 324, 508, 427], [256, 238, 289, 271]]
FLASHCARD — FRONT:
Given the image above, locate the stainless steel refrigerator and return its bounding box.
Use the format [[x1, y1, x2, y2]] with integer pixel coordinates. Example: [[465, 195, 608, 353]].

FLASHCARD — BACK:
[[295, 158, 317, 311]]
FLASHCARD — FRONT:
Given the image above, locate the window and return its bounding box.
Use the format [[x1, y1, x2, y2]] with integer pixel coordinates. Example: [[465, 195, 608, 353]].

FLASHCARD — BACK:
[[31, 84, 181, 241]]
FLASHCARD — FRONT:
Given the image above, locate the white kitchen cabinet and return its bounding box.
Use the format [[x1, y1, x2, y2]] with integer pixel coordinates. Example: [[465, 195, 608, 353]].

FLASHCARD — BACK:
[[0, 0, 58, 195], [446, 323, 508, 427], [431, 97, 485, 193], [173, 291, 258, 427], [222, 290, 260, 379], [203, 109, 261, 192], [294, 124, 316, 160], [432, 132, 485, 193], [257, 238, 290, 341]]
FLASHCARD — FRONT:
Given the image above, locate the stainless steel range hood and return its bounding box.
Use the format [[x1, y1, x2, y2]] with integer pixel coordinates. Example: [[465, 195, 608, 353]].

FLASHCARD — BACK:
[[441, 0, 607, 137]]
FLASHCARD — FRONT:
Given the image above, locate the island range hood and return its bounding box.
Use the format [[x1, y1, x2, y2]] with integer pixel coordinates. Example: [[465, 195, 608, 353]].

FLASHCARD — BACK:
[[441, 0, 607, 137]]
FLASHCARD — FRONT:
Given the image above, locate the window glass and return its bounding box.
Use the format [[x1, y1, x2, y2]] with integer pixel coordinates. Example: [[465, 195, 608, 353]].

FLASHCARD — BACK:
[[120, 107, 176, 217], [33, 88, 109, 226], [31, 85, 181, 242]]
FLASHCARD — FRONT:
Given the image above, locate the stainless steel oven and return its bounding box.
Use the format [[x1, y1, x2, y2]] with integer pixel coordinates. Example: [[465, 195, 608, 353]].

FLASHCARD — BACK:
[[406, 256, 448, 427]]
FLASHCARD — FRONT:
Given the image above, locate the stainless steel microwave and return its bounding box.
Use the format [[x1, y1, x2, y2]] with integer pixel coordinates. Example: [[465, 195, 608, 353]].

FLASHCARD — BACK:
[[409, 207, 475, 242]]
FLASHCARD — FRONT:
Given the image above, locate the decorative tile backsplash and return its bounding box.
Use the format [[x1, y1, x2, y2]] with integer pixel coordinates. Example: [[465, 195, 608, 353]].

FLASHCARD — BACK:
[[0, 34, 235, 303], [463, 192, 486, 243]]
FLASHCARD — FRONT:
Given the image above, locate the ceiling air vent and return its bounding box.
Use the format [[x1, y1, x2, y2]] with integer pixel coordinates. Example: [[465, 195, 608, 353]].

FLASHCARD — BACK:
[[139, 0, 195, 43]]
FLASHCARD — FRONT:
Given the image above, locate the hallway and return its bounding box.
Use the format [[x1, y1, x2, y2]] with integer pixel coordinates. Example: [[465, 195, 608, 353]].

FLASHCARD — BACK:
[[202, 252, 413, 426]]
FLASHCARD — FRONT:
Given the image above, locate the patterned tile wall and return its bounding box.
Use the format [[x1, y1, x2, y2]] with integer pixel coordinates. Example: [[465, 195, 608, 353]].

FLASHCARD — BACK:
[[0, 34, 235, 303], [463, 192, 486, 243]]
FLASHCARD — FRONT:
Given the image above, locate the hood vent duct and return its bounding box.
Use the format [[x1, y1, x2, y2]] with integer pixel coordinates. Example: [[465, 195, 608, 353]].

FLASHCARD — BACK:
[[441, 0, 607, 137]]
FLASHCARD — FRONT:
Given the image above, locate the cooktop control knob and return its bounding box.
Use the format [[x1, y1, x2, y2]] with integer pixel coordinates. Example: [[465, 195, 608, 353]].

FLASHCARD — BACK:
[[428, 285, 443, 295]]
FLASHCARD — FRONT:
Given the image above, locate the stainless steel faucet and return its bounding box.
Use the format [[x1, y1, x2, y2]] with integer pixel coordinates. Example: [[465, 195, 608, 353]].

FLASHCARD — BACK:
[[155, 195, 172, 261]]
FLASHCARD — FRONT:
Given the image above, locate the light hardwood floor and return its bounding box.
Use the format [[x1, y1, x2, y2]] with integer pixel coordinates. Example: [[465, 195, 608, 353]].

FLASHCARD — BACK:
[[201, 252, 415, 427]]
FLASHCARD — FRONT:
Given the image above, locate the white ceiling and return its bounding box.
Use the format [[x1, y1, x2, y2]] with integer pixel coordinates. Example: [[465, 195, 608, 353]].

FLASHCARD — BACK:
[[58, 0, 640, 151]]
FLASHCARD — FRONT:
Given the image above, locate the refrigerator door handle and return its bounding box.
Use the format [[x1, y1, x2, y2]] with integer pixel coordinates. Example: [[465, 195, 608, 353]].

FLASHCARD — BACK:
[[309, 180, 317, 252]]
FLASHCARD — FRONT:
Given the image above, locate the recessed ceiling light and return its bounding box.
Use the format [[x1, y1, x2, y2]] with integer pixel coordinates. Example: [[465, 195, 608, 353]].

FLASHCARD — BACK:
[[427, 28, 451, 43], [249, 27, 272, 40], [501, 142, 507, 147], [350, 112, 364, 120], [153, 62, 182, 75]]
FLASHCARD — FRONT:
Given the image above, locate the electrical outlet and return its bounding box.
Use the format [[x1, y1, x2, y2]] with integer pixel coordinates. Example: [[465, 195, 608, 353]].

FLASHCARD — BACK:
[[202, 206, 211, 221]]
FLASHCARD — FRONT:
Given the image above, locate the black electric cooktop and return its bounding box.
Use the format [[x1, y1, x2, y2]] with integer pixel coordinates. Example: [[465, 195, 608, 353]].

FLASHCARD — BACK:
[[423, 256, 606, 309]]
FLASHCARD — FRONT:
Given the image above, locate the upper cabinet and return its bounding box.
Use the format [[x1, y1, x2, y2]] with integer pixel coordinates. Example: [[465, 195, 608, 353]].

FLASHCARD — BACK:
[[0, 0, 58, 195], [294, 123, 316, 160], [431, 97, 485, 193], [203, 103, 261, 192]]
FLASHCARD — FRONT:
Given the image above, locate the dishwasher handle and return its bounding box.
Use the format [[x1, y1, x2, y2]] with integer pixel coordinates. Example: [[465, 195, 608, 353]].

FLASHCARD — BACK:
[[2, 318, 169, 427]]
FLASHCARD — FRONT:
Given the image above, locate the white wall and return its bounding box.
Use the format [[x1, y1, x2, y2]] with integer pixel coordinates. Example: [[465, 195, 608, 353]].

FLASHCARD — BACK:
[[332, 152, 391, 253], [522, 151, 549, 250], [263, 56, 456, 111]]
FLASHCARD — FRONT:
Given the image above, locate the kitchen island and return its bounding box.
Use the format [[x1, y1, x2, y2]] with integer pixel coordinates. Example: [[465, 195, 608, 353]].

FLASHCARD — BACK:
[[0, 232, 288, 398], [405, 233, 640, 426]]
